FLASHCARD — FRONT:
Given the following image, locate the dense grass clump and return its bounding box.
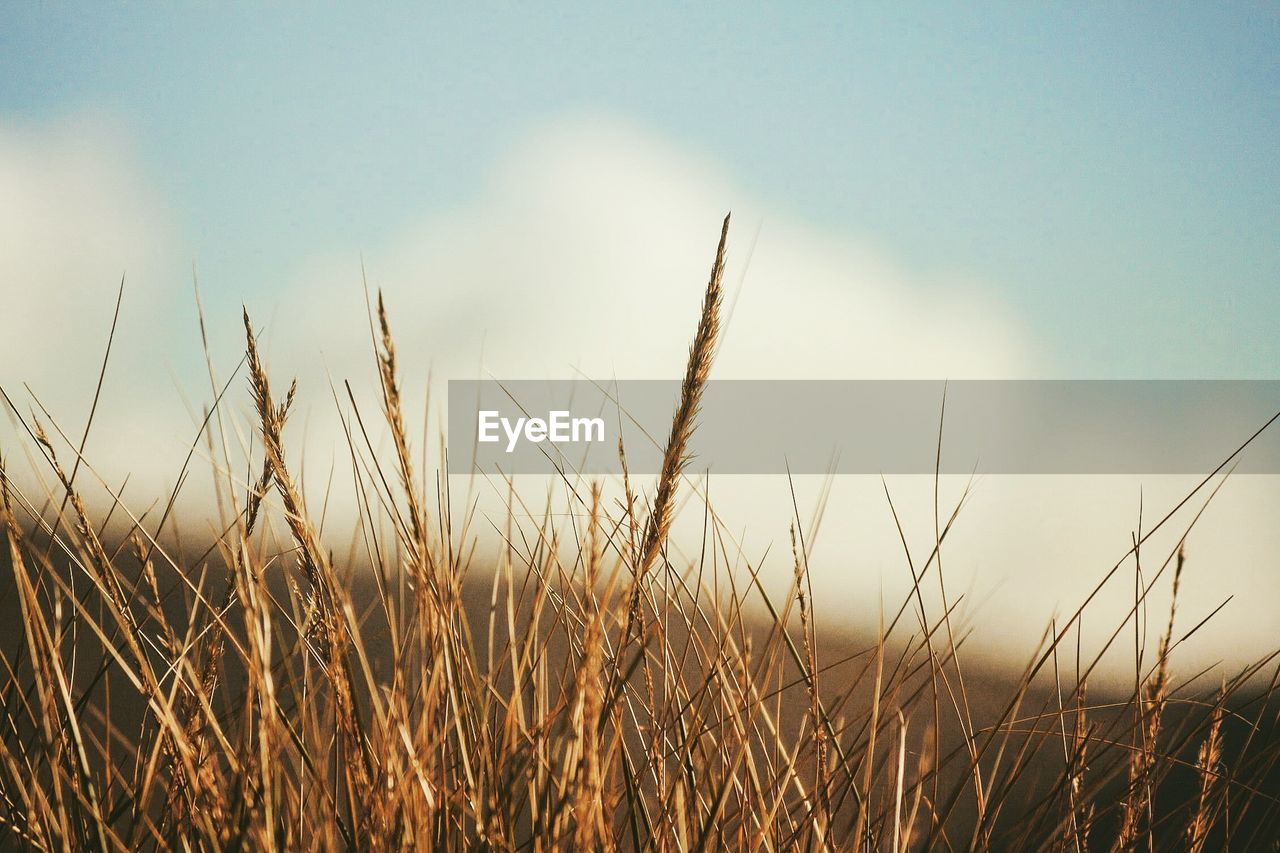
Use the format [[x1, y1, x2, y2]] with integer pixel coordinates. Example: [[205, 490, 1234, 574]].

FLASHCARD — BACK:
[[1, 218, 1277, 850]]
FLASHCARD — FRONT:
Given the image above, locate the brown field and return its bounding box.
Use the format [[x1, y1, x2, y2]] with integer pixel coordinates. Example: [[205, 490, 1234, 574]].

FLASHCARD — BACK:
[[1, 218, 1277, 850]]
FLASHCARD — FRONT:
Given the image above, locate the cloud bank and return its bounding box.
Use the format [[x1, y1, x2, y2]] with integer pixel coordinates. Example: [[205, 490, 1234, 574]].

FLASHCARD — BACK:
[[274, 116, 1033, 387], [2, 112, 1274, 677]]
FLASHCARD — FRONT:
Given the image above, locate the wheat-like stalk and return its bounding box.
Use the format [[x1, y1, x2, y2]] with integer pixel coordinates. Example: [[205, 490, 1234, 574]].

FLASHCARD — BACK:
[[0, 221, 1276, 851], [1186, 700, 1225, 853]]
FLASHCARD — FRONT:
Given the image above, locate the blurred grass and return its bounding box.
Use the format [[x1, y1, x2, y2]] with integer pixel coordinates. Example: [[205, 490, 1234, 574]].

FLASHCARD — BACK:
[[0, 217, 1277, 850]]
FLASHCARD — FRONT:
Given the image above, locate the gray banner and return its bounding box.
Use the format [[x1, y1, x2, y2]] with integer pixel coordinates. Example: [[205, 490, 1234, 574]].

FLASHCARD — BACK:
[[446, 380, 1280, 475]]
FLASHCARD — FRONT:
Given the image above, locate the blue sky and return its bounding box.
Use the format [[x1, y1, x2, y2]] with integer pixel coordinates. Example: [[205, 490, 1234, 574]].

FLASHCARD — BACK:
[[3, 3, 1278, 377]]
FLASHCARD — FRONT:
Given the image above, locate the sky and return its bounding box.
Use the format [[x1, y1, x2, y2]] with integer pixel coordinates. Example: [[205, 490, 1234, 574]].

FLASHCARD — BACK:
[[3, 4, 1278, 376], [2, 5, 1278, 672]]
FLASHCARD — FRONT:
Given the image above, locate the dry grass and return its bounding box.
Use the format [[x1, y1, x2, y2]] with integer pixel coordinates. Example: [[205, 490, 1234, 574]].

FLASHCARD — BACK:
[[1, 219, 1278, 850]]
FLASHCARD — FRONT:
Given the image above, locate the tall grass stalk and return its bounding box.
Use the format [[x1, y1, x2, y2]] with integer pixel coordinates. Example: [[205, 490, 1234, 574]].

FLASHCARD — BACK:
[[0, 219, 1277, 850]]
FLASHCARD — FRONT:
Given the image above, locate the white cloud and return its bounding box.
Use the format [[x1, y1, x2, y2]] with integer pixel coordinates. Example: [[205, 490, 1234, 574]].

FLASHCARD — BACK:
[[262, 115, 1277, 678], [1, 112, 1273, 677], [0, 114, 185, 500], [1, 115, 171, 368], [273, 115, 1033, 388]]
